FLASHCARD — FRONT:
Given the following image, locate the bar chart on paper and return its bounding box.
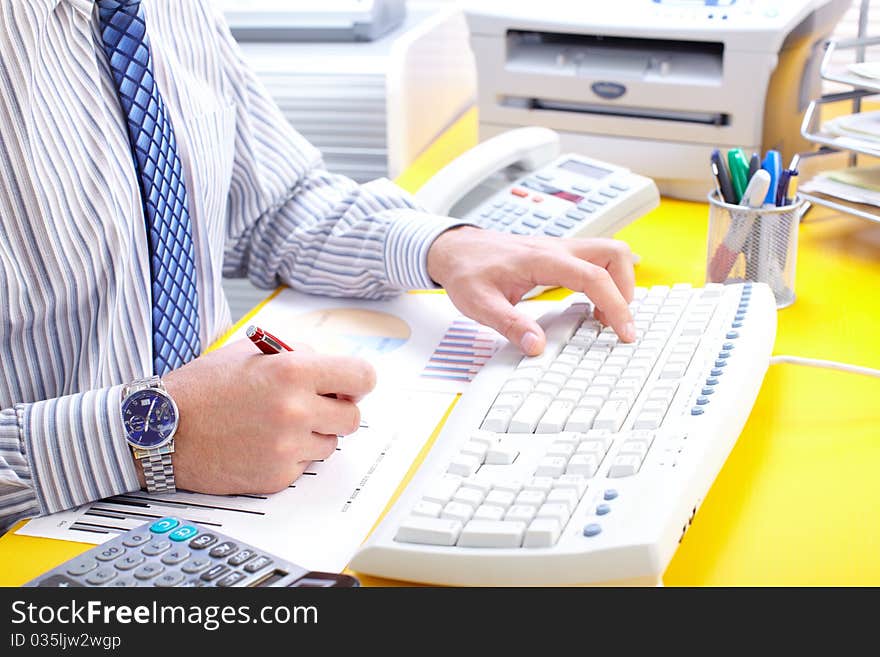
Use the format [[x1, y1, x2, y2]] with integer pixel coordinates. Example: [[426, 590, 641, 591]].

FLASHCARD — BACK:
[[420, 317, 499, 384]]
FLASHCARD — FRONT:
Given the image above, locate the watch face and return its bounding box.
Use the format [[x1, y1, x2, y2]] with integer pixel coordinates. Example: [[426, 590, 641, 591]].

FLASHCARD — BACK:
[[122, 389, 178, 449]]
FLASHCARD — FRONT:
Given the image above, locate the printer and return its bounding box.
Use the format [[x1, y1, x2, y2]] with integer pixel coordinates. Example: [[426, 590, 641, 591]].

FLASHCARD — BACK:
[[464, 0, 850, 200]]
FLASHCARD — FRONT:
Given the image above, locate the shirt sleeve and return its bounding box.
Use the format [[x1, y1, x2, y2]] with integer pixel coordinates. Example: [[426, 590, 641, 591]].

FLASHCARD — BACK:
[[210, 9, 471, 297], [0, 386, 141, 533]]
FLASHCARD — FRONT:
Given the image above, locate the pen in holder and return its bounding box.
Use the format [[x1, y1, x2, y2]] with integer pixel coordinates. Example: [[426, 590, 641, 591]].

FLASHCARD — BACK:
[[706, 190, 803, 308]]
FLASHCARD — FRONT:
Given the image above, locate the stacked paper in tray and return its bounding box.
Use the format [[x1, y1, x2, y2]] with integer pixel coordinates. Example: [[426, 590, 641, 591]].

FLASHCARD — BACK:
[[800, 165, 880, 207], [820, 110, 880, 157]]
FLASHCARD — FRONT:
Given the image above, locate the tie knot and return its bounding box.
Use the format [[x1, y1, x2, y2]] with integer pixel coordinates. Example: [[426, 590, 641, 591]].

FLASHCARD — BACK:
[[97, 0, 142, 26]]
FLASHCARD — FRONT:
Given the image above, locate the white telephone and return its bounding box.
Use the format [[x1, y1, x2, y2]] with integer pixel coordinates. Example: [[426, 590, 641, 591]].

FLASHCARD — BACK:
[[416, 127, 659, 241]]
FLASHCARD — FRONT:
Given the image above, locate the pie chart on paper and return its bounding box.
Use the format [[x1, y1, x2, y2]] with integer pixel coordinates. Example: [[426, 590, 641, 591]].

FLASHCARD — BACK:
[[291, 308, 411, 357]]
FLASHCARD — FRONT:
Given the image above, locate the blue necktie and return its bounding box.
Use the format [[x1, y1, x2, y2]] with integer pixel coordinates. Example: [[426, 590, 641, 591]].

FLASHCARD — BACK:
[[97, 0, 201, 375]]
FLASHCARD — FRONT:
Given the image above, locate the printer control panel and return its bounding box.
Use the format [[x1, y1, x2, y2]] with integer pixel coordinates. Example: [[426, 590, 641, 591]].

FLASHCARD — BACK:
[[649, 1, 786, 24]]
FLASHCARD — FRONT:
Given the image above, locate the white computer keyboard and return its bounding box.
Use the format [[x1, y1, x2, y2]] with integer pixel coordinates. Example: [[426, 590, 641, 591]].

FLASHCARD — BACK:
[[350, 282, 777, 585]]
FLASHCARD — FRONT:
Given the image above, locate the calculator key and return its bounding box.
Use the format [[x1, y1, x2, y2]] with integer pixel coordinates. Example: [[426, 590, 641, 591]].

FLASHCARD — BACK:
[[200, 564, 230, 582], [95, 545, 126, 562], [228, 548, 257, 567], [243, 555, 274, 574], [160, 548, 191, 566], [113, 577, 137, 587], [169, 525, 199, 542], [209, 541, 238, 558], [122, 532, 152, 548], [86, 568, 118, 585], [134, 563, 165, 580], [149, 517, 179, 533], [189, 533, 219, 550], [65, 558, 98, 576], [181, 557, 212, 574], [36, 574, 83, 587], [114, 554, 146, 571], [217, 572, 248, 587], [154, 572, 187, 587], [141, 540, 171, 556]]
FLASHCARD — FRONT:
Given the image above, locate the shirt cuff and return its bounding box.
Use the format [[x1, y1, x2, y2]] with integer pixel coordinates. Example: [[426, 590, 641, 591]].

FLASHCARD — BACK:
[[383, 208, 477, 290], [22, 385, 140, 515]]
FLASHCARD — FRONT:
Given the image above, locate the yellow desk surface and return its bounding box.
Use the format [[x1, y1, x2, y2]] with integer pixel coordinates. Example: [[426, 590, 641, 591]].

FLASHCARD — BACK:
[[2, 108, 879, 587]]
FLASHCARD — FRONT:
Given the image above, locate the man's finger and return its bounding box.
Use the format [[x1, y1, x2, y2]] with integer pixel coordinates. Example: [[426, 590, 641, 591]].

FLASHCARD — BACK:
[[292, 353, 377, 398], [457, 286, 547, 355], [567, 238, 636, 305], [528, 251, 635, 342], [310, 395, 362, 437]]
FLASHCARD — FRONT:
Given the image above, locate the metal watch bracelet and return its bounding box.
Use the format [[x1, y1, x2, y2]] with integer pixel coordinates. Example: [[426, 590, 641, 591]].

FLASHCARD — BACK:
[[123, 376, 176, 494]]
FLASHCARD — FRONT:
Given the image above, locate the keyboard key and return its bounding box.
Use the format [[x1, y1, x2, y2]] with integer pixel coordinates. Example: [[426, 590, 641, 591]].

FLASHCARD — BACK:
[[485, 445, 519, 465], [608, 455, 642, 478], [485, 489, 516, 509], [516, 489, 547, 507], [509, 393, 553, 433], [395, 517, 462, 546], [566, 454, 599, 478], [481, 407, 513, 432], [536, 400, 577, 433], [633, 412, 663, 430], [505, 505, 537, 524], [523, 518, 562, 548], [440, 502, 474, 523], [618, 440, 650, 460], [536, 503, 572, 525], [458, 520, 526, 548], [594, 399, 629, 431], [453, 486, 486, 509], [447, 454, 481, 477], [534, 456, 568, 478], [460, 477, 493, 495], [524, 477, 555, 493], [554, 475, 588, 498], [546, 488, 579, 515], [473, 504, 506, 521], [413, 500, 443, 518], [565, 407, 597, 431], [460, 440, 488, 461]]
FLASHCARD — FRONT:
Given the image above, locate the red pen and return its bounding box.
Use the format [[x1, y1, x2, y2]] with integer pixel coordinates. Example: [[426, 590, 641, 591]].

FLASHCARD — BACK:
[[246, 325, 293, 354]]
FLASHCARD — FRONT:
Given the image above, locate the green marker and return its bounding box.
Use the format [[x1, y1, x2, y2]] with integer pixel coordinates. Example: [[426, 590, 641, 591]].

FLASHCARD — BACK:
[[727, 148, 750, 203]]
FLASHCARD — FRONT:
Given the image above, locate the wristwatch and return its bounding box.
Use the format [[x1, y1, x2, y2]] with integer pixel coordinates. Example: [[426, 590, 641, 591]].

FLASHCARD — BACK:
[[121, 376, 179, 494]]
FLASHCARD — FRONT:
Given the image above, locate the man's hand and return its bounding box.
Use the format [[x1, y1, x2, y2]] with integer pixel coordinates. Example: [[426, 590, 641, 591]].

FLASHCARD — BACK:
[[427, 227, 636, 356], [146, 339, 376, 495]]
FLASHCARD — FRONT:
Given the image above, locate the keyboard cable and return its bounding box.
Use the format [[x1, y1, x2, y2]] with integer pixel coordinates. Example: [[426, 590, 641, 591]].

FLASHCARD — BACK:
[[769, 355, 880, 378]]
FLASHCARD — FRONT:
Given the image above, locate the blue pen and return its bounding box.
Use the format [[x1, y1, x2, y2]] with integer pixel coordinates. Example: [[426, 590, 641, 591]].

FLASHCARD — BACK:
[[761, 150, 781, 206], [775, 154, 800, 207]]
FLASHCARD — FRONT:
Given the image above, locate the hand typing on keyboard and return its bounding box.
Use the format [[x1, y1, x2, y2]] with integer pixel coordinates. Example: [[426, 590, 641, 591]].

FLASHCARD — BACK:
[[426, 228, 637, 355], [351, 282, 778, 585]]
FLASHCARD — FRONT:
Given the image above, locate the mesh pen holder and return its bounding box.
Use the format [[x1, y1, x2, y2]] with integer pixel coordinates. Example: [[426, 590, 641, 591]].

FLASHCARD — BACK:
[[705, 190, 803, 309]]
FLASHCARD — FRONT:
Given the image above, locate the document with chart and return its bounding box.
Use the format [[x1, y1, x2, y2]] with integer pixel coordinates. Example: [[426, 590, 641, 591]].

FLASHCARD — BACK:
[[17, 289, 553, 570]]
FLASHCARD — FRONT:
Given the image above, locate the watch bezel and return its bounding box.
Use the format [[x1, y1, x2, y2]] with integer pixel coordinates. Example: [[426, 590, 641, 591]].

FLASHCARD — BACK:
[[122, 388, 179, 451]]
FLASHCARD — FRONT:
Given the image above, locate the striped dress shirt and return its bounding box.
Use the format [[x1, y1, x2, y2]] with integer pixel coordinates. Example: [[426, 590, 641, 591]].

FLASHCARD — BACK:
[[0, 0, 464, 532]]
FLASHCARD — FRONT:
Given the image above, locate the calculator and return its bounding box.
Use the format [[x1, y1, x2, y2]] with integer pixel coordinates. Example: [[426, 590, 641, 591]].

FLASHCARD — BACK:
[[24, 517, 359, 588]]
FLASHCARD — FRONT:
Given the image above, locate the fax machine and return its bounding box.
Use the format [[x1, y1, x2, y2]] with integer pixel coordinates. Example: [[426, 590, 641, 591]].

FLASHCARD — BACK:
[[464, 0, 850, 200]]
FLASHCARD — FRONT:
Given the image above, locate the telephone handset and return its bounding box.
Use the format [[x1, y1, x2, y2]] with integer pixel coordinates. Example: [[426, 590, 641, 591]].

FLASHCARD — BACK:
[[415, 126, 659, 242]]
